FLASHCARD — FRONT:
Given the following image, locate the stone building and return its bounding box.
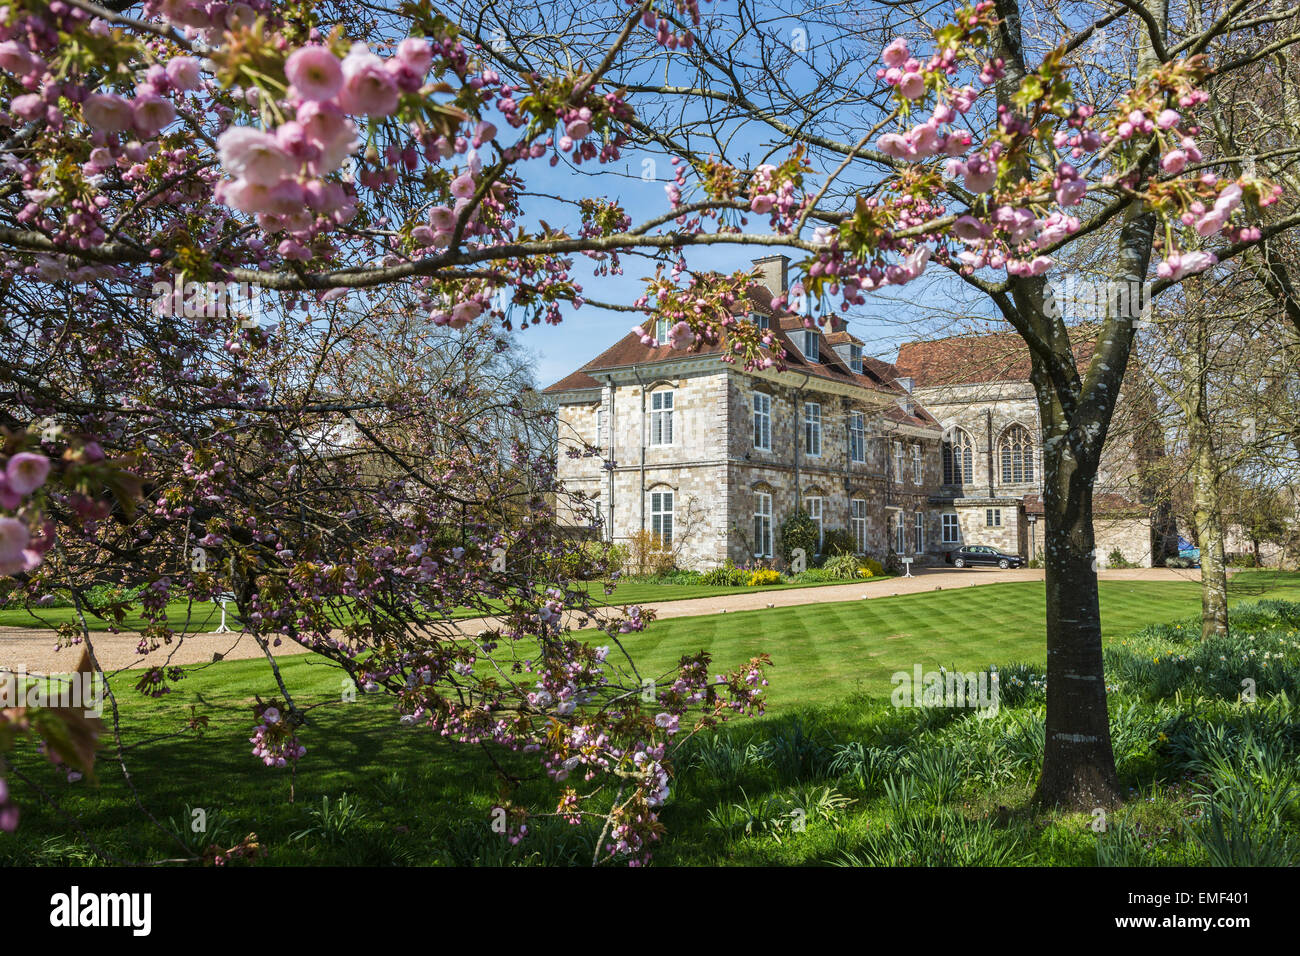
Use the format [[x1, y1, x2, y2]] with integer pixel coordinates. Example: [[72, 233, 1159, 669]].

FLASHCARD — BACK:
[[891, 330, 1167, 567], [545, 257, 1167, 570], [544, 256, 943, 569]]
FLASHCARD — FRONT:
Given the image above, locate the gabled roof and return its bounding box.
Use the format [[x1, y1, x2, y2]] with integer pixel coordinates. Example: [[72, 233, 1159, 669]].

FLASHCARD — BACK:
[[543, 284, 919, 411], [895, 328, 1098, 388]]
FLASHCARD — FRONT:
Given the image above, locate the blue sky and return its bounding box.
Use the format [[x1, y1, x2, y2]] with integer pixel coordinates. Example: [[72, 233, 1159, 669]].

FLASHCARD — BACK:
[[510, 134, 1005, 388], [463, 3, 1023, 386], [487, 8, 1013, 387]]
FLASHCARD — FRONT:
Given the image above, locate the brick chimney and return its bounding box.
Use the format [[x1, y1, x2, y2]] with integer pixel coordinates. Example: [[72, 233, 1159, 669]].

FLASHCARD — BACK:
[[751, 255, 789, 296]]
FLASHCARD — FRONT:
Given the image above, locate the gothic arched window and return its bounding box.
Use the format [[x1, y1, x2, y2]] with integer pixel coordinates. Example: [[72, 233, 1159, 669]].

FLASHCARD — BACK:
[[942, 428, 974, 485], [999, 424, 1035, 484]]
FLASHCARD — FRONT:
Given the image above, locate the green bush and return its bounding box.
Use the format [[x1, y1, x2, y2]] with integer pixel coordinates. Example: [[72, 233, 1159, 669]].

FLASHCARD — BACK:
[[1106, 548, 1139, 569], [779, 511, 818, 566], [822, 552, 863, 581], [821, 528, 857, 558], [792, 567, 834, 583], [700, 561, 747, 587], [860, 556, 885, 576]]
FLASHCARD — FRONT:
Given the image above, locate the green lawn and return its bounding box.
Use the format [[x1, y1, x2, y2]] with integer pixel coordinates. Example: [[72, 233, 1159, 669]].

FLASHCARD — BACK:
[[2, 570, 1297, 866], [616, 570, 1300, 708], [0, 600, 235, 633]]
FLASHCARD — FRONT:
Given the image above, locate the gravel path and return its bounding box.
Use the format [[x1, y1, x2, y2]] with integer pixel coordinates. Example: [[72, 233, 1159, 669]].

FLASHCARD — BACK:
[[0, 566, 1202, 676]]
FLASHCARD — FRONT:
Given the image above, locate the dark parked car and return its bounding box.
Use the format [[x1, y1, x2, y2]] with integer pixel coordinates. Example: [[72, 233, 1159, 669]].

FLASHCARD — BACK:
[[944, 545, 1024, 570]]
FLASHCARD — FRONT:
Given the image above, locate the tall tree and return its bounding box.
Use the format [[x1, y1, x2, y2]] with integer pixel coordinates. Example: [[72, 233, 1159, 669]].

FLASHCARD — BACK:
[[1, 0, 1298, 844]]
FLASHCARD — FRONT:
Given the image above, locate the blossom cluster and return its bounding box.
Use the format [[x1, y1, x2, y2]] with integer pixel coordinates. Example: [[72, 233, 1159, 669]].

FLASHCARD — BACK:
[[0, 449, 54, 577]]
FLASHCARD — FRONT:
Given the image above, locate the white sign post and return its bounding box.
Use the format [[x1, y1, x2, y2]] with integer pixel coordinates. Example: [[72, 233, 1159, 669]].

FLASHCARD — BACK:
[[901, 557, 914, 578], [212, 592, 235, 634]]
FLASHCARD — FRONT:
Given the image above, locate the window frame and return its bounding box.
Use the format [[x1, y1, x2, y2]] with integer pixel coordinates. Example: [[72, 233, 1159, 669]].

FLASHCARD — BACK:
[[804, 401, 822, 457], [849, 344, 863, 375], [943, 428, 974, 485], [654, 317, 670, 342], [894, 510, 906, 555], [850, 498, 868, 553], [985, 508, 1002, 528], [753, 392, 772, 451], [893, 440, 906, 484], [998, 424, 1035, 484], [941, 513, 959, 544], [911, 443, 923, 483], [753, 491, 773, 558], [649, 389, 674, 446], [914, 512, 925, 553], [650, 490, 674, 547], [801, 329, 820, 363], [848, 411, 866, 463]]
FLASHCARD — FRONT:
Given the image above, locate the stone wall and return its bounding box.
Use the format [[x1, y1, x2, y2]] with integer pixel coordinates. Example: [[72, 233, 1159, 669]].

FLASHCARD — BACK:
[[1094, 514, 1155, 568], [554, 364, 944, 570]]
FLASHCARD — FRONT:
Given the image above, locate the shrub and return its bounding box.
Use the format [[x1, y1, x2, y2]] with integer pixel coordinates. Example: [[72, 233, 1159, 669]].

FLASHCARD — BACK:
[[818, 551, 860, 581], [746, 569, 782, 587], [700, 561, 747, 586], [860, 556, 885, 577], [1106, 548, 1139, 569], [559, 540, 626, 580], [821, 528, 857, 558], [627, 529, 675, 576], [779, 511, 818, 566], [792, 567, 834, 583]]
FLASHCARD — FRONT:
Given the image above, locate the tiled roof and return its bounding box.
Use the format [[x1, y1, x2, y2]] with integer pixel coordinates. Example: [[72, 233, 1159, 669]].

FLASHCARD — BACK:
[[544, 367, 603, 392], [895, 328, 1098, 388], [543, 284, 913, 406]]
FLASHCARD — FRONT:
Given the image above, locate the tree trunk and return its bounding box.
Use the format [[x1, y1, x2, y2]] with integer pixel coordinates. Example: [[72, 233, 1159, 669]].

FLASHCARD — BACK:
[[1191, 440, 1230, 639], [1032, 417, 1123, 810], [1185, 299, 1230, 640]]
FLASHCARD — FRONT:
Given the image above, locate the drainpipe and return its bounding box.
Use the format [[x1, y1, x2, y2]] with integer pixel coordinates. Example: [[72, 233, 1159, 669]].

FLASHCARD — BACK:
[[632, 365, 648, 532]]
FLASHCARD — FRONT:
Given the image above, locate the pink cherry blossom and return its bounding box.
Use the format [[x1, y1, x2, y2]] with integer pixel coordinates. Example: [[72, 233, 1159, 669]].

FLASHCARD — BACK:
[[6, 453, 50, 495], [395, 38, 433, 76], [899, 72, 926, 100], [83, 93, 134, 133], [218, 127, 297, 186], [132, 92, 176, 137], [1161, 149, 1187, 174], [167, 56, 203, 91], [339, 47, 400, 116], [286, 45, 344, 102], [0, 518, 28, 565], [881, 37, 909, 68]]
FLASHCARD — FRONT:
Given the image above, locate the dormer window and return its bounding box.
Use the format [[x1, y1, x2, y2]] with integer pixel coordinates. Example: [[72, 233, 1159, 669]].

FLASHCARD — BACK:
[[849, 344, 863, 374], [749, 311, 768, 331], [800, 329, 819, 363], [654, 318, 670, 342]]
